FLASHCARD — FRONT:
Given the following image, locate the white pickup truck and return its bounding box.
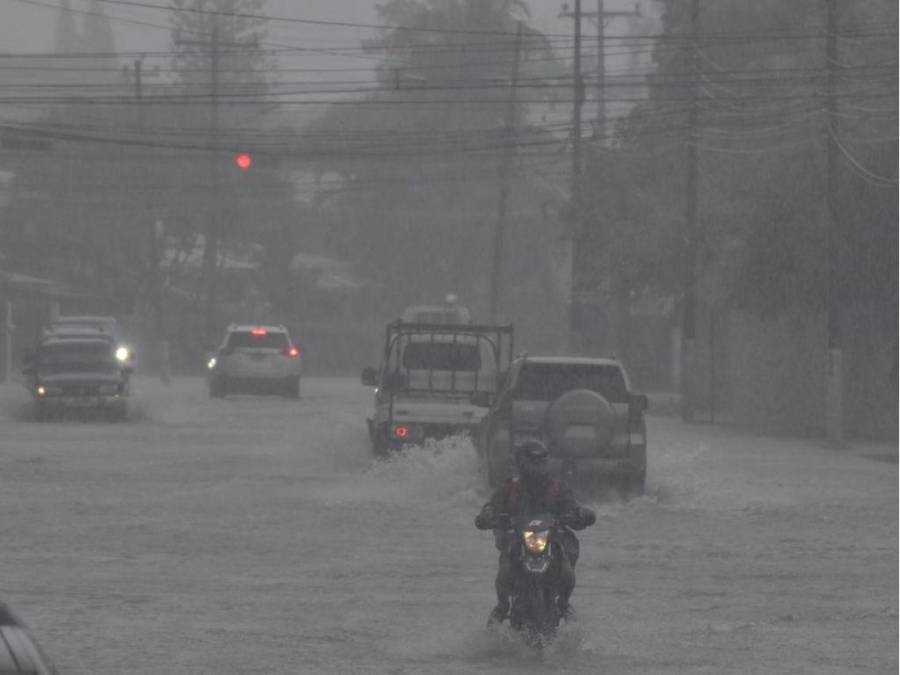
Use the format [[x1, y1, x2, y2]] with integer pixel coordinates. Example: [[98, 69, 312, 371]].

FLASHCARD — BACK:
[[361, 318, 514, 456]]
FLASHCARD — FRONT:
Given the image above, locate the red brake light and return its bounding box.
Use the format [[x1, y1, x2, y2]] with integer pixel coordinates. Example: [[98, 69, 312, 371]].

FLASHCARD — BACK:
[[251, 327, 267, 336], [393, 425, 409, 440], [287, 346, 300, 358]]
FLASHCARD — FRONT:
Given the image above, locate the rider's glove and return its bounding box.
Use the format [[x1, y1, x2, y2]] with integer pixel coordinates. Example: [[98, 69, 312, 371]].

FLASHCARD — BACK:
[[563, 506, 596, 529], [474, 505, 496, 530], [578, 506, 596, 527]]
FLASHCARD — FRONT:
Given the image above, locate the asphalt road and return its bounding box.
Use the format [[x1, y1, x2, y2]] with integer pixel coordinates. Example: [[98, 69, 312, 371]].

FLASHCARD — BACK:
[[1, 376, 896, 674]]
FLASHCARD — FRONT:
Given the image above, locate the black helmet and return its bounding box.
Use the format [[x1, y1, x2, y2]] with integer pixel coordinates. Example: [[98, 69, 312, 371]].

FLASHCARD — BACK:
[[514, 439, 550, 480]]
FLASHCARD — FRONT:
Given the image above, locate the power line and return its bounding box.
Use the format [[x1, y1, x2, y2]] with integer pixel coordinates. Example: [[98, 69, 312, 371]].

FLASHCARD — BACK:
[[828, 124, 898, 186], [44, 0, 900, 42]]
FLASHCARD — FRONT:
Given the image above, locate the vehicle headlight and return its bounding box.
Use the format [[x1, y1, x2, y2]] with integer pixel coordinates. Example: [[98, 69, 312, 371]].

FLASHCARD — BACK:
[[98, 383, 119, 395], [115, 346, 130, 362], [36, 385, 62, 397], [207, 357, 217, 369], [522, 530, 549, 554]]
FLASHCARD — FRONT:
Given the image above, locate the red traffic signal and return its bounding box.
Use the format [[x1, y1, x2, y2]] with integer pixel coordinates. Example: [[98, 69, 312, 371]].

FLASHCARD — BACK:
[[234, 152, 253, 170]]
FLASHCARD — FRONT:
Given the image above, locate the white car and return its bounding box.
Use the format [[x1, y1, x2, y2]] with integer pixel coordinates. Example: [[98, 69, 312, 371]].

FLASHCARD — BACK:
[[207, 324, 302, 398]]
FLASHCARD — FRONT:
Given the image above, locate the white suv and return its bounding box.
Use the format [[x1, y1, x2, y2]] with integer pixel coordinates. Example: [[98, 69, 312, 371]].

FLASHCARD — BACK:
[[207, 325, 302, 398]]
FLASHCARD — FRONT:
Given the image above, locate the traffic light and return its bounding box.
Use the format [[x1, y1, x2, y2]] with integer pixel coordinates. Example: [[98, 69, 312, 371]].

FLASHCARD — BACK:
[[234, 152, 253, 171]]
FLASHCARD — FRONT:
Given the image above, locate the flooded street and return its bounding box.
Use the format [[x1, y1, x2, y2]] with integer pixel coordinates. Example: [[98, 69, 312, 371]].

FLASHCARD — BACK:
[[1, 377, 895, 674]]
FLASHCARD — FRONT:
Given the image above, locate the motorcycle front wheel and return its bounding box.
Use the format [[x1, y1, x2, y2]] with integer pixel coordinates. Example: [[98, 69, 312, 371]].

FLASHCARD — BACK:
[[514, 582, 558, 650]]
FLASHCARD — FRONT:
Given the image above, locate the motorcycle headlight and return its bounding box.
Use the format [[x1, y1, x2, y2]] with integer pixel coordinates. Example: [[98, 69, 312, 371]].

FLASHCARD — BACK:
[[115, 346, 130, 362], [522, 530, 549, 554]]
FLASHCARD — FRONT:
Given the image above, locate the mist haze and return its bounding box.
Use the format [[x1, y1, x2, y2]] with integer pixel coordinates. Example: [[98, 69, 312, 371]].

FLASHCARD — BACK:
[[0, 1, 896, 673]]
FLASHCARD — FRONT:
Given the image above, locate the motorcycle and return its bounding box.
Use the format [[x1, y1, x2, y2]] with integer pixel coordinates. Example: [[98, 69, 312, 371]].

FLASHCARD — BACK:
[[494, 512, 574, 649]]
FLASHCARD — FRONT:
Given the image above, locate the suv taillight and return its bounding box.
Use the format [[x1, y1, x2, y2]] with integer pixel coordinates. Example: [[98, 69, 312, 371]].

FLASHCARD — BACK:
[[628, 404, 643, 428], [287, 346, 300, 358]]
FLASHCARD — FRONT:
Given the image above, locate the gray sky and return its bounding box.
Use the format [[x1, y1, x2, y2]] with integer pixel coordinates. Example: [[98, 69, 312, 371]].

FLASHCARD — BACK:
[[0, 1, 572, 56], [0, 1, 379, 54]]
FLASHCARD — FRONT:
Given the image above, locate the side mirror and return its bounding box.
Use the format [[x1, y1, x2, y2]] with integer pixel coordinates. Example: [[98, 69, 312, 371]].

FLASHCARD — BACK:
[[632, 393, 649, 412], [361, 367, 378, 387], [470, 390, 491, 407]]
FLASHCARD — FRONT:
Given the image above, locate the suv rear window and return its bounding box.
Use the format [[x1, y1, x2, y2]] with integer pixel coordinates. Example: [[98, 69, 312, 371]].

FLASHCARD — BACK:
[[516, 363, 629, 403], [226, 331, 289, 350], [402, 342, 481, 371]]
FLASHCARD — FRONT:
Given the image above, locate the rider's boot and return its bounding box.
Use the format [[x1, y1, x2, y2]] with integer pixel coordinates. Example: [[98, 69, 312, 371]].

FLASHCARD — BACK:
[[558, 598, 576, 622], [488, 599, 509, 625], [558, 552, 576, 622]]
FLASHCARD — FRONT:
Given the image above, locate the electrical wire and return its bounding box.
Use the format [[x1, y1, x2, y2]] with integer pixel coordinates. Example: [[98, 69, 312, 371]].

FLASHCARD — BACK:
[[828, 124, 898, 186], [35, 0, 900, 42]]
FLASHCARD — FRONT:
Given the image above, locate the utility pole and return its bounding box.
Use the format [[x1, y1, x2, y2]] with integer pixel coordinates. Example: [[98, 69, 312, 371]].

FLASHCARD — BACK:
[[593, 0, 640, 143], [204, 19, 221, 343], [560, 1, 640, 355], [489, 21, 523, 324], [565, 0, 586, 355], [594, 0, 640, 358], [133, 57, 144, 131], [133, 56, 169, 383], [680, 0, 700, 423], [825, 0, 843, 446]]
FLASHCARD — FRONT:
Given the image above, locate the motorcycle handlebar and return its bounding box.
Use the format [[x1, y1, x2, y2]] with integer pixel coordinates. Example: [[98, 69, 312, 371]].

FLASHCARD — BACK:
[[479, 509, 595, 531]]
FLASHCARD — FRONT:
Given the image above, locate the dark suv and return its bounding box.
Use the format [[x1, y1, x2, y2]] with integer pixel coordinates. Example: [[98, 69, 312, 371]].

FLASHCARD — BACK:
[[23, 335, 132, 420], [474, 356, 648, 493]]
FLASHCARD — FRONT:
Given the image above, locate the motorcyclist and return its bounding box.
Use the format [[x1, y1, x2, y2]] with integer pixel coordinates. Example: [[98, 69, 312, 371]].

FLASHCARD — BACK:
[[475, 438, 596, 624]]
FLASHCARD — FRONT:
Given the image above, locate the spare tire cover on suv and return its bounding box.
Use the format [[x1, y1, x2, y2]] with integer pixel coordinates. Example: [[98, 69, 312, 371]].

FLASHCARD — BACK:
[[544, 388, 615, 456]]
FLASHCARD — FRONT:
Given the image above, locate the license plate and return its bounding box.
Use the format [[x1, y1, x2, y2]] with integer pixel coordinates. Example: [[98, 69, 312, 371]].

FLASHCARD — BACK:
[[63, 398, 99, 408]]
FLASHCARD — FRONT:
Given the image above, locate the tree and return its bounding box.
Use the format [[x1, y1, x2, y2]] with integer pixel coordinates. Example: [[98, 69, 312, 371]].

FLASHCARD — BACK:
[[603, 0, 896, 318], [167, 0, 302, 331], [300, 1, 564, 323]]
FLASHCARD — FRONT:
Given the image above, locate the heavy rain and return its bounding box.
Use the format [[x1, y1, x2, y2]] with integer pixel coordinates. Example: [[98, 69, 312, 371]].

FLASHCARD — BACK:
[[0, 1, 896, 674]]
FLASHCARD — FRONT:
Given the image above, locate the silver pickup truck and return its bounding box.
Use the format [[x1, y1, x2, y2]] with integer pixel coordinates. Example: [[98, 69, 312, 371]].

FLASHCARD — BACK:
[[361, 320, 514, 457]]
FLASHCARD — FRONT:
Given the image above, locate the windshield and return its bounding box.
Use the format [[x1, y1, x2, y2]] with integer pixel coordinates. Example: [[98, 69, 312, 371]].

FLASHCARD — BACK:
[[37, 342, 115, 373], [516, 363, 630, 403], [226, 331, 289, 350]]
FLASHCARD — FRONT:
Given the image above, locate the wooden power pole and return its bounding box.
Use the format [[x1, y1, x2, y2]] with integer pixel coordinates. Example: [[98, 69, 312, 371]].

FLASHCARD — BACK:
[[680, 0, 700, 423], [825, 0, 844, 446], [489, 22, 523, 324]]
